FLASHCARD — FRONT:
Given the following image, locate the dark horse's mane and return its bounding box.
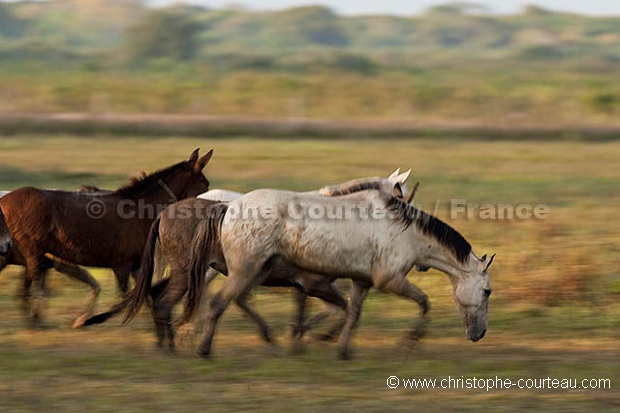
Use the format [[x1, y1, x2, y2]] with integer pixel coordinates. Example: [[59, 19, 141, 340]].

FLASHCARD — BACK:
[[114, 161, 187, 196], [385, 195, 472, 264]]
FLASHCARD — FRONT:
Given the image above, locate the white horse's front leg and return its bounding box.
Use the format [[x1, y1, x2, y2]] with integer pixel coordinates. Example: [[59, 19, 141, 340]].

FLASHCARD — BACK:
[[376, 275, 430, 341], [336, 280, 371, 360]]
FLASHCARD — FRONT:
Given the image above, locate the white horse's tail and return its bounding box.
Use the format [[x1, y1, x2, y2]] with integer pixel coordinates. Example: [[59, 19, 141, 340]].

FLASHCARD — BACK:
[[181, 203, 228, 325]]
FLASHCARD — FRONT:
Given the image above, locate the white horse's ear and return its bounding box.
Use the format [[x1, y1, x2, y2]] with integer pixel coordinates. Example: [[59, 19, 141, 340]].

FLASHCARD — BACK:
[[392, 182, 403, 198], [480, 254, 487, 262], [395, 169, 411, 183], [388, 168, 401, 179]]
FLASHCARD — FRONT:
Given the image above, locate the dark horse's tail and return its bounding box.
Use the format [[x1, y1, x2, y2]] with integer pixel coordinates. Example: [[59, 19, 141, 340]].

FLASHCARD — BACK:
[[83, 215, 162, 326], [178, 203, 227, 325]]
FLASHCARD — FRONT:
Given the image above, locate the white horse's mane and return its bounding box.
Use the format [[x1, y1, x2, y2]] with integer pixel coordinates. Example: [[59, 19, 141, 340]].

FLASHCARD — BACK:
[[383, 194, 472, 264]]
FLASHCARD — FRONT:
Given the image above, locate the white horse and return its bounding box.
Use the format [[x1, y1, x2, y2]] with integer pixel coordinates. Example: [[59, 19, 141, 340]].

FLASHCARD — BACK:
[[189, 187, 494, 359], [167, 169, 413, 339], [192, 168, 412, 336]]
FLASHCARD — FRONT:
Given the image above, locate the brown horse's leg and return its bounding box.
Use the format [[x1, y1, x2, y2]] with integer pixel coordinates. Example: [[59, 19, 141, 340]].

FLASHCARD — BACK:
[[289, 288, 309, 354], [291, 288, 307, 339], [175, 267, 221, 347], [24, 257, 48, 327], [235, 290, 273, 344], [112, 264, 132, 294], [295, 276, 348, 341], [151, 267, 188, 352], [20, 270, 32, 311], [337, 280, 371, 360], [51, 261, 101, 329], [307, 303, 347, 342]]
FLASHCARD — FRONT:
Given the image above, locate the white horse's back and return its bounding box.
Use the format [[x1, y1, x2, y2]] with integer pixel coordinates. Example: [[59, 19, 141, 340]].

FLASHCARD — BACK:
[[223, 189, 403, 277]]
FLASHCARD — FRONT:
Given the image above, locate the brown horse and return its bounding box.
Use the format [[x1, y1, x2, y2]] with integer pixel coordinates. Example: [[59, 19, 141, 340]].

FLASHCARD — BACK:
[[0, 184, 115, 310], [0, 148, 213, 327]]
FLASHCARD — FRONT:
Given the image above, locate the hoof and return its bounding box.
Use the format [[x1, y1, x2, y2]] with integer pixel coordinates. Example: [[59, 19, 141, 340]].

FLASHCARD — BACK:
[[290, 340, 306, 356], [407, 330, 427, 341], [72, 314, 89, 329], [175, 324, 196, 349], [290, 323, 309, 339], [264, 343, 282, 357], [312, 332, 337, 342], [338, 348, 352, 360], [28, 320, 54, 331], [197, 346, 211, 359], [408, 318, 429, 341]]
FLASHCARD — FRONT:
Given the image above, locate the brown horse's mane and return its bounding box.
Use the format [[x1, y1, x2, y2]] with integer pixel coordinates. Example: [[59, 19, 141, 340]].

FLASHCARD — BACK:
[[114, 161, 187, 196], [79, 172, 148, 195], [385, 195, 472, 264]]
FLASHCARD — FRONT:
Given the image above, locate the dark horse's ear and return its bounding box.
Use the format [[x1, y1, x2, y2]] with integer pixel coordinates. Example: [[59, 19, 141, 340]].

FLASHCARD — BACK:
[[485, 254, 496, 271], [404, 181, 420, 204], [194, 149, 214, 172], [189, 148, 200, 163]]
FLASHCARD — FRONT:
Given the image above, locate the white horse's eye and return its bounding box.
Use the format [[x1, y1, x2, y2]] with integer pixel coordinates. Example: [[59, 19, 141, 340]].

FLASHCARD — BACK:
[[484, 289, 492, 297]]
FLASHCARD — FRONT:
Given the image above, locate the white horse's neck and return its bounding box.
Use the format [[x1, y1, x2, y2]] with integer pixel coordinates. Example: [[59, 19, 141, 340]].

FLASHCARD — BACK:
[[410, 229, 474, 283]]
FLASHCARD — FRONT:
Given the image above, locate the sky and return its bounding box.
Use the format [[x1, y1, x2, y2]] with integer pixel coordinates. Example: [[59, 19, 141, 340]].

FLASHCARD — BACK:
[[148, 0, 620, 16]]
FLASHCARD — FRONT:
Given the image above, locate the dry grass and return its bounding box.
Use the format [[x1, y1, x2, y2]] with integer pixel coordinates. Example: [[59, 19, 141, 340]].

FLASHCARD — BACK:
[[0, 135, 618, 412]]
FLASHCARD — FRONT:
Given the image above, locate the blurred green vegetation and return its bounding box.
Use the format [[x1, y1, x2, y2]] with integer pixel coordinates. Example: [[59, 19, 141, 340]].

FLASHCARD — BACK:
[[0, 1, 619, 124]]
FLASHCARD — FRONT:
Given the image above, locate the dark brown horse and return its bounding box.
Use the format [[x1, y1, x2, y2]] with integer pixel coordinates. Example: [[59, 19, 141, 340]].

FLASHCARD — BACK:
[[1, 184, 113, 311], [84, 197, 349, 351], [0, 148, 213, 327]]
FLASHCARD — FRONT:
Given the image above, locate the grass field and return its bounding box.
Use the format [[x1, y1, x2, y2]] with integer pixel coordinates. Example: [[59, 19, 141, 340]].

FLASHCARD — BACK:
[[0, 135, 618, 412]]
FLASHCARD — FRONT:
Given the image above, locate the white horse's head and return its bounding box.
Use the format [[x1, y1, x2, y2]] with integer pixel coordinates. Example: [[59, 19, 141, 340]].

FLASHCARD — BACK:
[[452, 253, 494, 342]]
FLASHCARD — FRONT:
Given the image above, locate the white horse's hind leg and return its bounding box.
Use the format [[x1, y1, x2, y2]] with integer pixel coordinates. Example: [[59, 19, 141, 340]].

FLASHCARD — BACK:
[[337, 280, 371, 360], [197, 268, 264, 358]]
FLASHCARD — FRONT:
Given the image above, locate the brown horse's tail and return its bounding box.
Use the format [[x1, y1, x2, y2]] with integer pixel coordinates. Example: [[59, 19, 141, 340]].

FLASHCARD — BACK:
[[178, 203, 227, 325], [122, 215, 162, 324]]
